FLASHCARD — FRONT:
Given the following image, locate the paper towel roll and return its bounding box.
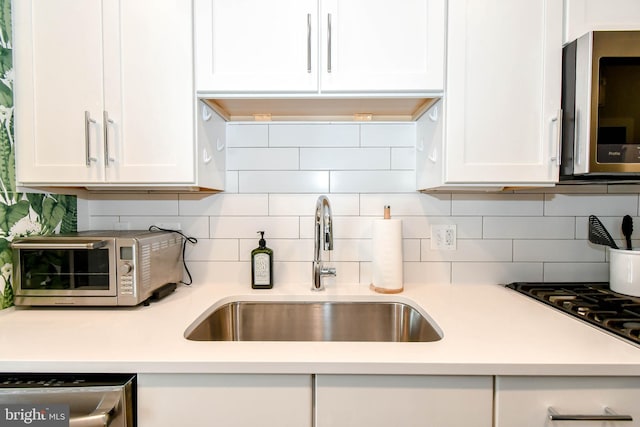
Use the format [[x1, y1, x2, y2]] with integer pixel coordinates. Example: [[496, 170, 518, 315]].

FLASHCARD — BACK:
[[370, 218, 403, 293]]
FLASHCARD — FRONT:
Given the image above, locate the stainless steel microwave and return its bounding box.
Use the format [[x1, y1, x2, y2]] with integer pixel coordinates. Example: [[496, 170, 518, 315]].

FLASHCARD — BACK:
[[11, 230, 183, 306], [561, 30, 640, 179]]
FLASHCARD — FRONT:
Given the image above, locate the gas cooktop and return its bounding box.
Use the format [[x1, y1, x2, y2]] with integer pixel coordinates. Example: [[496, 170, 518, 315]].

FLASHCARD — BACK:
[[506, 282, 640, 347]]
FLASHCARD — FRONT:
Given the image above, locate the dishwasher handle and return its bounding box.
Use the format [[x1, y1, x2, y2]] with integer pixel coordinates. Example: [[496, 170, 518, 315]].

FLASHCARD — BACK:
[[69, 390, 122, 427]]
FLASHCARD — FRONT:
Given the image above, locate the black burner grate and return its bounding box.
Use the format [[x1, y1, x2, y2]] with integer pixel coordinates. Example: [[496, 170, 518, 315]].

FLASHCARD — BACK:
[[506, 282, 640, 346]]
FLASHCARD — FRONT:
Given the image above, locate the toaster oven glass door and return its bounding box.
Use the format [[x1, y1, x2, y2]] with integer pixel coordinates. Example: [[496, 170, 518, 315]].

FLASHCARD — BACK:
[[14, 239, 117, 296]]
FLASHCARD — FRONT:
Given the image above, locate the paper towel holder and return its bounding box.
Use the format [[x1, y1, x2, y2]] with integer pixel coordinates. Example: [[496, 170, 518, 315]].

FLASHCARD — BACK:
[[370, 205, 404, 294]]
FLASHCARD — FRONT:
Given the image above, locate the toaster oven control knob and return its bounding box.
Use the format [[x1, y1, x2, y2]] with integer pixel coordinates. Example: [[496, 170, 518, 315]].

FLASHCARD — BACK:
[[121, 263, 133, 274]]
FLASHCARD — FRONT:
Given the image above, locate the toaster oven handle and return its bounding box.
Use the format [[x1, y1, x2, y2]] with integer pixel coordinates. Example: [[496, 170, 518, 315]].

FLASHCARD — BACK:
[[11, 240, 109, 250]]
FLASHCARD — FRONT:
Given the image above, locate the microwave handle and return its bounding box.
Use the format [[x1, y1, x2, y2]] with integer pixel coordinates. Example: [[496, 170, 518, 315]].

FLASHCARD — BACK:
[[11, 240, 109, 250]]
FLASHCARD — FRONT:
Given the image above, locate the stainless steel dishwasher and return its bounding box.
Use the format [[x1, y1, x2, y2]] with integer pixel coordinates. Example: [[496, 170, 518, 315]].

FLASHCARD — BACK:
[[0, 374, 135, 426]]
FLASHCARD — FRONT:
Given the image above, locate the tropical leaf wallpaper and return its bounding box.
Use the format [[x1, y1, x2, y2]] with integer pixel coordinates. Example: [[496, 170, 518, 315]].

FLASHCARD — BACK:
[[0, 0, 77, 309]]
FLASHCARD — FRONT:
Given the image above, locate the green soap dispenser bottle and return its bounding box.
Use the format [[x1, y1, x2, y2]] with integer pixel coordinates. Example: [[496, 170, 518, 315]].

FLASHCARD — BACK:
[[251, 231, 273, 289]]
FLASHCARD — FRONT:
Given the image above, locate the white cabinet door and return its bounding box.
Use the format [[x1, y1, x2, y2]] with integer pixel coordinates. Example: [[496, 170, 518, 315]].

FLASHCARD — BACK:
[[104, 0, 195, 184], [195, 0, 445, 95], [194, 0, 318, 93], [137, 374, 313, 427], [319, 0, 445, 93], [437, 0, 562, 188], [14, 0, 106, 183], [495, 376, 640, 427], [564, 0, 640, 44], [315, 375, 493, 427], [15, 0, 219, 189]]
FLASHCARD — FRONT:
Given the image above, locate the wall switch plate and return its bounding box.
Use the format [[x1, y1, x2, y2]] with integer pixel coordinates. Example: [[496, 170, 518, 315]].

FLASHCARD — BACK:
[[431, 224, 456, 250]]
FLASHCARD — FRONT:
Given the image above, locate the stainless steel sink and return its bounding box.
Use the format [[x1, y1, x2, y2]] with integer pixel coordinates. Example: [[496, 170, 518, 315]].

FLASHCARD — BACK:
[[184, 300, 442, 342]]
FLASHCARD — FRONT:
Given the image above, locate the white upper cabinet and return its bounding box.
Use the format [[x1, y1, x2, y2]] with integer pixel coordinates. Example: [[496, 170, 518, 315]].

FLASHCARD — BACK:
[[417, 0, 563, 190], [564, 0, 640, 44], [14, 0, 224, 190], [194, 0, 445, 95], [194, 0, 319, 93], [318, 0, 445, 93]]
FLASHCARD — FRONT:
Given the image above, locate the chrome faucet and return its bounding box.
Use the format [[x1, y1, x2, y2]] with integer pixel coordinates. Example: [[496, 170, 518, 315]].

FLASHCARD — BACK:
[[312, 195, 336, 291]]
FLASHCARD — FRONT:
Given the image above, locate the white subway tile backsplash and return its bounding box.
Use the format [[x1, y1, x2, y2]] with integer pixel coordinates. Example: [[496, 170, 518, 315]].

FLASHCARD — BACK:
[[180, 193, 268, 216], [330, 171, 415, 193], [330, 239, 371, 262], [88, 193, 179, 216], [544, 193, 639, 216], [391, 147, 415, 170], [452, 194, 543, 216], [227, 124, 269, 148], [452, 262, 543, 285], [300, 148, 390, 170], [225, 171, 239, 193], [269, 124, 359, 147], [403, 262, 451, 285], [359, 193, 451, 216], [185, 239, 239, 261], [210, 216, 299, 239], [239, 171, 329, 193], [360, 123, 415, 147], [227, 148, 299, 170], [543, 262, 609, 282], [188, 262, 249, 285], [403, 239, 421, 262], [421, 239, 513, 262], [269, 194, 359, 216], [88, 216, 120, 230], [483, 217, 575, 239], [513, 240, 605, 262], [82, 122, 640, 287]]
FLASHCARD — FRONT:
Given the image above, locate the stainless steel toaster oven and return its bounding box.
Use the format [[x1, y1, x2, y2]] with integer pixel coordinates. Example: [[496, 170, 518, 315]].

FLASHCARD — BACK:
[[11, 230, 183, 306]]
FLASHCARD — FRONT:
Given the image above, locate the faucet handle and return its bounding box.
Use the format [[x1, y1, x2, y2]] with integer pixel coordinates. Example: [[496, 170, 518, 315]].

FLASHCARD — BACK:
[[320, 266, 336, 277]]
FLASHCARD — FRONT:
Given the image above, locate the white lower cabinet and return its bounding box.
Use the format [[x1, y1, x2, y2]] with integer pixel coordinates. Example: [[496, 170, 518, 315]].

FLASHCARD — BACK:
[[137, 374, 313, 427], [137, 374, 493, 427], [495, 376, 640, 426], [316, 375, 493, 427]]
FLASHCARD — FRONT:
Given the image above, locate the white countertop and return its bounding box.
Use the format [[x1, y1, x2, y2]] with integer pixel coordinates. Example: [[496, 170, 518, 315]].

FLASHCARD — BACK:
[[1, 282, 640, 376]]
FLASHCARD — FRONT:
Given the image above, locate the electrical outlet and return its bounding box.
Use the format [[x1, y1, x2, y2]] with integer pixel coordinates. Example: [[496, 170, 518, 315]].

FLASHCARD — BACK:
[[430, 224, 456, 250]]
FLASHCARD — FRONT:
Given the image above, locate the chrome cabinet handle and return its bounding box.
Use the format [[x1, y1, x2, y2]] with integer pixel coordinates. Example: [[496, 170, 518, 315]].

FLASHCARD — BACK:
[[84, 111, 97, 165], [548, 407, 633, 422], [327, 13, 332, 73], [103, 111, 115, 166], [307, 13, 312, 73], [550, 109, 563, 164]]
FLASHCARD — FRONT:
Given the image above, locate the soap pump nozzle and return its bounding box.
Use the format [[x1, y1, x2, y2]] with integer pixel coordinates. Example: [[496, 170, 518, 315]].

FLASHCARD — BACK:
[[257, 231, 266, 248]]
